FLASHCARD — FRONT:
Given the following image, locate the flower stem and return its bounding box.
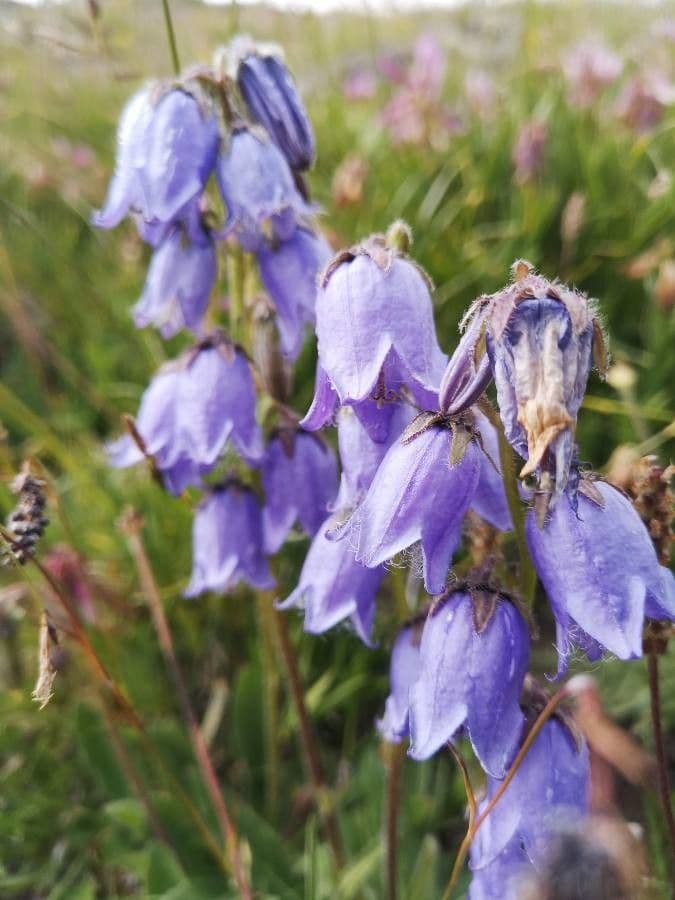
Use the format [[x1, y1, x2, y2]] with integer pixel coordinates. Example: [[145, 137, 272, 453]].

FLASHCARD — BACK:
[[383, 741, 405, 900], [647, 651, 675, 868], [161, 0, 181, 76], [120, 510, 252, 899], [441, 688, 568, 900], [273, 609, 344, 870]]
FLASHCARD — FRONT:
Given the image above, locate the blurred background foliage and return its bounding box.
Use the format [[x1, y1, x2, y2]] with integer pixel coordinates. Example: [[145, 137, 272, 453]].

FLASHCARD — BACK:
[[0, 1, 673, 897]]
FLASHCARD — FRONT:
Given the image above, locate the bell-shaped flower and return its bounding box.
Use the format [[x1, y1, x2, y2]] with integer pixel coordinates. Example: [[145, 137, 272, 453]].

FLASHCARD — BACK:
[[257, 227, 331, 359], [278, 513, 385, 644], [234, 39, 316, 171], [408, 588, 529, 776], [262, 428, 338, 553], [333, 415, 482, 595], [378, 622, 422, 743], [482, 261, 606, 504], [301, 234, 447, 440], [107, 335, 263, 494], [216, 127, 312, 252], [185, 483, 273, 596], [472, 717, 589, 870], [133, 214, 216, 338], [94, 86, 220, 231], [526, 476, 675, 672]]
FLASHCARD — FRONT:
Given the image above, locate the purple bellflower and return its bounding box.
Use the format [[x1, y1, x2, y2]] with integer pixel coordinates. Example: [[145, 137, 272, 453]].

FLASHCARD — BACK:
[[262, 428, 338, 553], [133, 214, 216, 338], [333, 414, 483, 596], [278, 514, 385, 644], [526, 475, 675, 672], [107, 334, 263, 495], [301, 234, 447, 441], [408, 587, 529, 776], [378, 621, 422, 743], [471, 713, 589, 873], [482, 261, 605, 504], [257, 227, 332, 359], [216, 127, 312, 252], [185, 482, 273, 596], [234, 39, 316, 171], [94, 86, 220, 231]]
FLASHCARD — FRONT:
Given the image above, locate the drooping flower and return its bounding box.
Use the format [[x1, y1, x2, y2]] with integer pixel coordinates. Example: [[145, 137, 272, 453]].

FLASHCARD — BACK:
[[94, 86, 220, 231], [107, 334, 263, 494], [256, 227, 332, 359], [133, 215, 216, 338], [262, 428, 338, 553], [301, 233, 447, 440], [408, 587, 529, 776], [333, 414, 487, 595], [216, 127, 312, 252], [378, 621, 422, 743], [471, 713, 589, 871], [185, 482, 273, 596], [526, 476, 675, 672], [482, 261, 605, 504], [234, 39, 316, 171], [278, 514, 385, 644]]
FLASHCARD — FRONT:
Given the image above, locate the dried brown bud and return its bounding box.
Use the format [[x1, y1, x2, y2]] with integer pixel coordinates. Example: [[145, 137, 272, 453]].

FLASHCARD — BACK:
[[331, 153, 368, 207], [32, 610, 60, 710], [621, 456, 673, 565]]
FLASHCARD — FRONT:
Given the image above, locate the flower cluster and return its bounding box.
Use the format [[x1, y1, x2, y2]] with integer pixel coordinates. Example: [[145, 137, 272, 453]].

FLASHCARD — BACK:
[[97, 38, 337, 598], [284, 236, 674, 893]]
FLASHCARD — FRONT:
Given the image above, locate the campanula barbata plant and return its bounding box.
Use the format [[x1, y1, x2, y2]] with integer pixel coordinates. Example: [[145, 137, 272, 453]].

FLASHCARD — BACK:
[[89, 32, 675, 900]]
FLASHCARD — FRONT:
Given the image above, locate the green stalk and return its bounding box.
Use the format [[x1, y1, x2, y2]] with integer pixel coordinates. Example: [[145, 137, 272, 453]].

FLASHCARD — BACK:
[[161, 0, 181, 76]]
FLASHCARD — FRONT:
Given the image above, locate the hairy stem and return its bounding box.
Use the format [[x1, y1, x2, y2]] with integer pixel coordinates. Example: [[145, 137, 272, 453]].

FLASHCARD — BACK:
[[647, 651, 675, 868], [441, 689, 568, 900], [273, 610, 344, 870], [121, 511, 252, 899], [161, 0, 181, 75]]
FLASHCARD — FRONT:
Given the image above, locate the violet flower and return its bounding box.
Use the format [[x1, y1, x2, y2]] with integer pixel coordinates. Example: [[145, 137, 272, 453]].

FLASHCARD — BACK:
[[471, 717, 589, 870], [408, 588, 529, 776], [278, 513, 385, 644], [257, 227, 332, 359], [333, 416, 482, 595], [94, 86, 220, 231], [483, 262, 604, 504], [107, 335, 263, 494], [133, 215, 216, 338], [616, 72, 675, 134], [185, 483, 273, 596], [301, 234, 447, 441], [563, 40, 622, 108], [512, 119, 548, 185], [526, 476, 675, 672], [378, 622, 422, 743], [262, 429, 338, 553], [469, 836, 531, 900], [235, 41, 316, 171], [216, 127, 312, 252]]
